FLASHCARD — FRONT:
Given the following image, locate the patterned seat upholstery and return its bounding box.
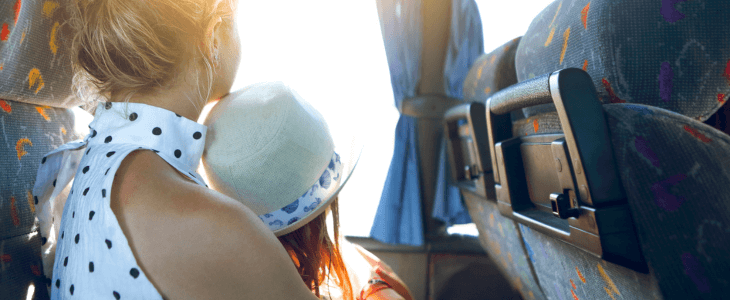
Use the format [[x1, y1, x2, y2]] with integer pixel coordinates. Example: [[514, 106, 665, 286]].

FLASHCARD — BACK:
[[1, 1, 90, 298], [508, 0, 730, 299], [459, 38, 548, 300]]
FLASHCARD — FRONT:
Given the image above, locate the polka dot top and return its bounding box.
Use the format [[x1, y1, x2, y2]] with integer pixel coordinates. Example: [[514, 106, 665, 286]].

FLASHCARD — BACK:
[[36, 102, 208, 299]]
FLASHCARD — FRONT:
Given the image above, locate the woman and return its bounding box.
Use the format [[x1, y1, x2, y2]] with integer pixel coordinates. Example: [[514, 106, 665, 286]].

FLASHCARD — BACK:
[[32, 0, 334, 298], [200, 82, 414, 300]]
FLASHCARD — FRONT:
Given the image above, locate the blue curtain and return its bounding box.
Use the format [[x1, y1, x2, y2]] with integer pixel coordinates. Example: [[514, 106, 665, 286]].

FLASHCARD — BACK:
[[432, 0, 484, 227], [369, 0, 425, 246], [370, 0, 483, 246]]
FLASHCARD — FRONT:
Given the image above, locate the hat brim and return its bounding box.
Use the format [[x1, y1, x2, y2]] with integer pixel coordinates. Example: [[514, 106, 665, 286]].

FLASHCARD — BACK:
[[272, 127, 364, 237]]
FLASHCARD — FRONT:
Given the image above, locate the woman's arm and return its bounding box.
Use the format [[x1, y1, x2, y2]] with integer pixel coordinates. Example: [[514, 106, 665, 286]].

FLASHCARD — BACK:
[[111, 150, 321, 299]]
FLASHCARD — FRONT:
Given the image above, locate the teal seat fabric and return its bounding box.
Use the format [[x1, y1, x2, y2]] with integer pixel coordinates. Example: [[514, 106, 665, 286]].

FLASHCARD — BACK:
[[0, 0, 81, 108], [462, 37, 520, 103], [514, 0, 730, 121], [0, 100, 84, 299], [460, 37, 547, 300], [508, 0, 730, 299], [1, 0, 89, 298]]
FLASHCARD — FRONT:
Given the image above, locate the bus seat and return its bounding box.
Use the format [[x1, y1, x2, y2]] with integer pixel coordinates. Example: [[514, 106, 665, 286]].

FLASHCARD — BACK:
[[1, 1, 90, 298], [502, 0, 729, 299], [455, 37, 548, 300]]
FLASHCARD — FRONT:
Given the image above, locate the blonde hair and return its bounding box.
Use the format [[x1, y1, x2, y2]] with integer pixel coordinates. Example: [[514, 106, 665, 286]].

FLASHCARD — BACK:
[[67, 0, 236, 111]]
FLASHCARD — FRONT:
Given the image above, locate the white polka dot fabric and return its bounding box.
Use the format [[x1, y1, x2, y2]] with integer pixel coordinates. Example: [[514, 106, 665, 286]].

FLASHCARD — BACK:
[[33, 102, 207, 299]]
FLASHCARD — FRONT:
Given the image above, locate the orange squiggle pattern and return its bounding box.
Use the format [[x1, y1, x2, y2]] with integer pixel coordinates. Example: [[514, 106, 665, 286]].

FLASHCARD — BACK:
[[533, 119, 539, 133], [581, 3, 591, 29], [549, 1, 563, 28], [576, 267, 586, 283], [0, 100, 11, 113], [43, 1, 59, 18], [10, 197, 20, 226], [50, 22, 60, 55], [545, 27, 556, 47], [1, 23, 9, 41], [14, 0, 22, 25], [684, 125, 712, 143], [16, 138, 32, 160], [27, 190, 35, 214], [35, 106, 50, 121], [582, 60, 588, 71], [560, 27, 571, 64], [598, 264, 621, 297], [29, 68, 45, 94]]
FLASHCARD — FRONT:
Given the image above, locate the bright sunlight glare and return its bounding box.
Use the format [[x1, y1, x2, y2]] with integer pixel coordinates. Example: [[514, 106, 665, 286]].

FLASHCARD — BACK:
[[227, 0, 556, 237]]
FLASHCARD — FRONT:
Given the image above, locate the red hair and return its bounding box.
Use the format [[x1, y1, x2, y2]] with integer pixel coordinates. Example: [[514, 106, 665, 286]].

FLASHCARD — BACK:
[[278, 197, 354, 300]]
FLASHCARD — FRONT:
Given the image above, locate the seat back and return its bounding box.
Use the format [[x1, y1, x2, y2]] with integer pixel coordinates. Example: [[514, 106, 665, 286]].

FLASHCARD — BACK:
[[452, 37, 548, 300], [1, 1, 89, 298], [504, 0, 730, 299]]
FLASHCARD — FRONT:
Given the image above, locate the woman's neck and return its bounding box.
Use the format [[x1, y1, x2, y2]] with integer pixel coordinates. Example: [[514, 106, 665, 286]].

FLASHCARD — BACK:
[[109, 70, 221, 122]]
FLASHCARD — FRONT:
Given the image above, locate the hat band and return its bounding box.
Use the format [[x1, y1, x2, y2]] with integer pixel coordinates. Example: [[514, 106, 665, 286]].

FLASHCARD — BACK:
[[258, 151, 342, 232]]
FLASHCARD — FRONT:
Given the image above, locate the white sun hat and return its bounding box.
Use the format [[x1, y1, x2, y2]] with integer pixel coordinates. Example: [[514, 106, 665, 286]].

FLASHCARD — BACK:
[[201, 81, 362, 236]]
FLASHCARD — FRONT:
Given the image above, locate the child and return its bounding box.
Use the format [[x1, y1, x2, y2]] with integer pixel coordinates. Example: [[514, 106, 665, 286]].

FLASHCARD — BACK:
[[201, 82, 413, 300]]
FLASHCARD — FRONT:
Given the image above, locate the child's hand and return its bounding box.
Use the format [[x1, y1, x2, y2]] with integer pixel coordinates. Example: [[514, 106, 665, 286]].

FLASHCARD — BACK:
[[372, 266, 414, 300]]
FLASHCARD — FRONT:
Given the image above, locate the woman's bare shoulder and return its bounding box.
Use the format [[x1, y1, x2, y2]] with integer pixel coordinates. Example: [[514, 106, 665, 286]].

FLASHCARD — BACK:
[[110, 150, 319, 299]]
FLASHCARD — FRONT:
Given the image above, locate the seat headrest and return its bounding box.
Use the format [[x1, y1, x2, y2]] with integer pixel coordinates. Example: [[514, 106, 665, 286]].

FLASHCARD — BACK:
[[1, 0, 81, 108], [515, 0, 730, 121], [463, 37, 521, 103]]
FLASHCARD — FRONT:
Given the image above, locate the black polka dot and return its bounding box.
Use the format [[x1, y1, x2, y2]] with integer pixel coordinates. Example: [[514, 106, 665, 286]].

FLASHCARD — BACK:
[[83, 188, 89, 196], [89, 211, 95, 220], [175, 113, 181, 117], [34, 196, 38, 205], [130, 268, 140, 279], [102, 189, 107, 198], [113, 291, 120, 300], [188, 172, 196, 178], [53, 179, 56, 187], [91, 129, 97, 138], [193, 132, 202, 140], [75, 234, 80, 244], [105, 102, 112, 109], [61, 232, 64, 239], [89, 262, 94, 272], [82, 166, 89, 174], [63, 256, 68, 266], [70, 284, 74, 295], [55, 279, 60, 288], [152, 127, 162, 135], [72, 211, 75, 218], [86, 148, 91, 155], [42, 237, 47, 245], [152, 149, 160, 153], [106, 151, 116, 157], [174, 149, 182, 158], [45, 277, 51, 286], [105, 239, 112, 249], [104, 136, 112, 143], [42, 157, 47, 164], [129, 112, 138, 121]]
